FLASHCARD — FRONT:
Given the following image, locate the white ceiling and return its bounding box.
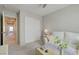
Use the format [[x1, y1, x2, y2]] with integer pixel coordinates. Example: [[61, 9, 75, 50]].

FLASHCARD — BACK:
[[0, 4, 70, 16]]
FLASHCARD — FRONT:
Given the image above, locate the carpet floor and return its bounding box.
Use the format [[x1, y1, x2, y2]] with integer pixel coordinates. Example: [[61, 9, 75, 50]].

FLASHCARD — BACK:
[[8, 40, 41, 55]]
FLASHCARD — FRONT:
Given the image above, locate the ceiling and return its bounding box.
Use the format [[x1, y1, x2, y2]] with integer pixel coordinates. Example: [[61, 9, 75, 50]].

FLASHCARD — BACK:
[[1, 4, 70, 16]]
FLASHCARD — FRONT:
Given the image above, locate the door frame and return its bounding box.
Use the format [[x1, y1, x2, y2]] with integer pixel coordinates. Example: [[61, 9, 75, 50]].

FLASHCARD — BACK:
[[0, 14, 3, 45]]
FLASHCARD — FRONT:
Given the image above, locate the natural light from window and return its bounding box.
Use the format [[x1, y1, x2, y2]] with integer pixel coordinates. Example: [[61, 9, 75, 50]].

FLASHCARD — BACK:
[[9, 26, 13, 31]]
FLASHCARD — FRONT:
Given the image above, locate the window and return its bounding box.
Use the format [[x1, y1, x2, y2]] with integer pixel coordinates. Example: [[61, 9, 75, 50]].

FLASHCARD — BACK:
[[9, 26, 13, 31]]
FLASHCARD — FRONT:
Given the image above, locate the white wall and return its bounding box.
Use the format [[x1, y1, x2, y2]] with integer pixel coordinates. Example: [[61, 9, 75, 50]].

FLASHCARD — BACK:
[[0, 7, 42, 46], [3, 11, 17, 18], [0, 6, 3, 14], [44, 5, 79, 32], [19, 10, 42, 46], [0, 7, 17, 17]]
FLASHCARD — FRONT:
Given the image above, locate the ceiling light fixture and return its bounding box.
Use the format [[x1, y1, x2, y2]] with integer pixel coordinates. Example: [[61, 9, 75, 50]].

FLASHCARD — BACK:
[[39, 4, 47, 8]]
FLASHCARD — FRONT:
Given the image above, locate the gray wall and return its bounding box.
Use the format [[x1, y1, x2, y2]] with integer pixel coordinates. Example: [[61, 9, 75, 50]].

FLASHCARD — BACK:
[[44, 5, 79, 32]]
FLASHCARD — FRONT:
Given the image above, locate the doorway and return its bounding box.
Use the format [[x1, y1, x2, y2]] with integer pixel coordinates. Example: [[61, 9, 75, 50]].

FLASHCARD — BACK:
[[5, 16, 16, 45]]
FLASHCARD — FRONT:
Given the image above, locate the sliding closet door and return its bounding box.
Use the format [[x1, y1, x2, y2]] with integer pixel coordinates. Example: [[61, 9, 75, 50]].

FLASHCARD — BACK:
[[25, 16, 40, 43], [0, 15, 3, 45]]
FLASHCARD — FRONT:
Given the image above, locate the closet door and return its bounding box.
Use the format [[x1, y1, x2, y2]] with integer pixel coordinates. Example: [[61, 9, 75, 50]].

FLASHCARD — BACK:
[[0, 15, 3, 45], [25, 16, 40, 43]]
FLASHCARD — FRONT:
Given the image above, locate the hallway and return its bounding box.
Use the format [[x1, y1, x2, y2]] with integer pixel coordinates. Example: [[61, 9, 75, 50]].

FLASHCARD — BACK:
[[5, 16, 16, 45]]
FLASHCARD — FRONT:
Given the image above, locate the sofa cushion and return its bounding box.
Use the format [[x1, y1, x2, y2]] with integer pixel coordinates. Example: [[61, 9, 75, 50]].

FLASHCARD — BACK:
[[65, 32, 79, 48]]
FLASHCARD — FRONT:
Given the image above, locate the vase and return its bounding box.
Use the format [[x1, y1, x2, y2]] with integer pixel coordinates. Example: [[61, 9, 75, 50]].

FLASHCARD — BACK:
[[60, 48, 63, 55]]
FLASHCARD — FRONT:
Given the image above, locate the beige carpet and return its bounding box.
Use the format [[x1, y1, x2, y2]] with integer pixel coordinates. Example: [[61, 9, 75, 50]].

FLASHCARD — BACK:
[[8, 40, 41, 55], [0, 45, 8, 55]]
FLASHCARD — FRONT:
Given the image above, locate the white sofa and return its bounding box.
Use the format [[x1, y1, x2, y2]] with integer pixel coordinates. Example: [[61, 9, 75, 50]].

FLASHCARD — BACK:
[[53, 32, 79, 47], [43, 32, 79, 55]]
